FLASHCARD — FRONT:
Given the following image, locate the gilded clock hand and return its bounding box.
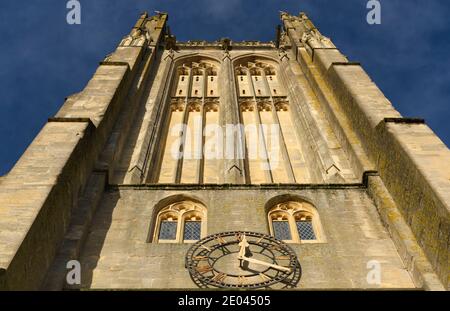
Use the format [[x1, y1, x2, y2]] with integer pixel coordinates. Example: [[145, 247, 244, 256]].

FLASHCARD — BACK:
[[238, 255, 292, 273], [238, 234, 250, 258]]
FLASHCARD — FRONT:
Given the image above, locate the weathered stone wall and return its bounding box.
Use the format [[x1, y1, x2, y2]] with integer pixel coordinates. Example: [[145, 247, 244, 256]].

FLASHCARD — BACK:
[[78, 187, 414, 289], [320, 57, 450, 290], [282, 12, 449, 289], [372, 122, 450, 288], [0, 13, 168, 290], [0, 121, 97, 290]]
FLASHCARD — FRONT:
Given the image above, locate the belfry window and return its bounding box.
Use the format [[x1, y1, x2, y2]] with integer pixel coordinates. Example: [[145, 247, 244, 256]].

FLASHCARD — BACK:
[[184, 219, 201, 241], [153, 200, 207, 243], [268, 200, 324, 243], [295, 216, 316, 240], [158, 60, 220, 184], [159, 219, 177, 240], [273, 220, 292, 240]]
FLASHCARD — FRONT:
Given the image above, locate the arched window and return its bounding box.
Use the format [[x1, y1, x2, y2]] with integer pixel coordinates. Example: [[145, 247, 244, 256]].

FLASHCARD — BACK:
[[153, 200, 207, 243], [158, 59, 220, 184], [268, 200, 324, 243]]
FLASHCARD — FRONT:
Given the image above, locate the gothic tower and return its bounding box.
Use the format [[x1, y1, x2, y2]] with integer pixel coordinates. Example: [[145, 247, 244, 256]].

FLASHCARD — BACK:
[[0, 12, 448, 290]]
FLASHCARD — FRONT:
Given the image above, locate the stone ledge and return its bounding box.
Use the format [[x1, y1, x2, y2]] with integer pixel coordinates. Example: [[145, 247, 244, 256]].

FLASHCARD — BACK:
[[331, 61, 362, 66], [98, 61, 130, 67], [383, 117, 426, 124], [48, 117, 94, 126]]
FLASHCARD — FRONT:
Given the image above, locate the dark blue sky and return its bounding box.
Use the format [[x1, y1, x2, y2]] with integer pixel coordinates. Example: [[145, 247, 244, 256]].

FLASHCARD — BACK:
[[0, 0, 449, 176]]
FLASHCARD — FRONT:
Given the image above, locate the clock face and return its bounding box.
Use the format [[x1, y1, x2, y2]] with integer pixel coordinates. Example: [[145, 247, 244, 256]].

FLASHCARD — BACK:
[[185, 231, 301, 289]]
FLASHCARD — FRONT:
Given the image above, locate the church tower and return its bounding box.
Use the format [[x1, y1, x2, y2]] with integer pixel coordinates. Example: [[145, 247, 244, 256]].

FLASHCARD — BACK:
[[0, 12, 448, 290]]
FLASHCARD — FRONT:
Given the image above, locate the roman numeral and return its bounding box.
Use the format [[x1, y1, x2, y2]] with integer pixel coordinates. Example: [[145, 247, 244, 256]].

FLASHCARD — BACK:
[[200, 245, 211, 252], [237, 276, 247, 285], [196, 265, 213, 274], [268, 245, 281, 251], [215, 237, 226, 245], [212, 273, 227, 283], [259, 273, 271, 282], [276, 255, 290, 260], [193, 255, 208, 261]]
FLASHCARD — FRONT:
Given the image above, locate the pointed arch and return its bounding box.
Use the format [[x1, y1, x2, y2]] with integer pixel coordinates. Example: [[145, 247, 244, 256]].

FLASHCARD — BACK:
[[265, 195, 325, 243], [148, 195, 208, 243]]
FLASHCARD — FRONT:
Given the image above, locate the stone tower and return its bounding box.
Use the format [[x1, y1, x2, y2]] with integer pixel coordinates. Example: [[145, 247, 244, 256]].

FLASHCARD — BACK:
[[0, 11, 448, 290]]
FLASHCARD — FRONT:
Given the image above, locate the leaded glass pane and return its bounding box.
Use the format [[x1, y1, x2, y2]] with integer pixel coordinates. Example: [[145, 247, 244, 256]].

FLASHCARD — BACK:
[[184, 221, 201, 240], [159, 220, 177, 240], [296, 220, 316, 240], [272, 221, 292, 240]]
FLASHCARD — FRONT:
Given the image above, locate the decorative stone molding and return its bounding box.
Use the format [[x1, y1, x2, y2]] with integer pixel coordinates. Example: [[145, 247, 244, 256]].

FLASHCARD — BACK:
[[301, 29, 335, 49], [176, 40, 275, 50]]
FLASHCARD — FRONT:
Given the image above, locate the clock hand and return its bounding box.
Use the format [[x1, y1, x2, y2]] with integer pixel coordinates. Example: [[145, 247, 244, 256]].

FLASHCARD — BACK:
[[238, 234, 250, 259], [238, 255, 291, 273]]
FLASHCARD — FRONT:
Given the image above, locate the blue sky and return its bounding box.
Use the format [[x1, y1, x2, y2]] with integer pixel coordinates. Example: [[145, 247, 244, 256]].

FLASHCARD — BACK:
[[0, 0, 449, 176]]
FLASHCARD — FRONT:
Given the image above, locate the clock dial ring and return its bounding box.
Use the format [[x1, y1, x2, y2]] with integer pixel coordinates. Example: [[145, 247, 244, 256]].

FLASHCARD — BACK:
[[185, 231, 301, 289]]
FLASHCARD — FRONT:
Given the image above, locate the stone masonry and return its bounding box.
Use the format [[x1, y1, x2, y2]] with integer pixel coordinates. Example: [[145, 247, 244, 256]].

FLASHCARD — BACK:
[[0, 11, 448, 291]]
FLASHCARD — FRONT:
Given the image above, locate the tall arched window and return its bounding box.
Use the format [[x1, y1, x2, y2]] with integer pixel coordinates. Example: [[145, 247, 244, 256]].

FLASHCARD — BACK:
[[153, 200, 207, 243], [156, 58, 220, 184], [268, 200, 324, 243]]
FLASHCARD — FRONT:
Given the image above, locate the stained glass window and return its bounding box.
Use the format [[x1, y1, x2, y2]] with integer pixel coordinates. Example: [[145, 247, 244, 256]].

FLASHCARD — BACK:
[[158, 220, 177, 240], [184, 221, 201, 240], [296, 220, 316, 240], [272, 221, 292, 240]]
